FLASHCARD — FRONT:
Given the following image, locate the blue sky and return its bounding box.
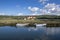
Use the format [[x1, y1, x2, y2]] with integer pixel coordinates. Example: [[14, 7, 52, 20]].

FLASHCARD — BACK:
[[0, 0, 60, 16]]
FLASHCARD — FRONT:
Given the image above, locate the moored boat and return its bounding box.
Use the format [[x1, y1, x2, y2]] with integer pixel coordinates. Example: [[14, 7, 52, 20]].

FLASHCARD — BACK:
[[36, 24, 46, 27], [16, 23, 28, 27]]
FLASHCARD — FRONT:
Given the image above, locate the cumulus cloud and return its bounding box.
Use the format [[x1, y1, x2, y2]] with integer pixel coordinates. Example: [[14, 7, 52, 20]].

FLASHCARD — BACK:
[[28, 6, 41, 15], [40, 9, 48, 14], [39, 3, 60, 15], [28, 3, 60, 16], [39, 0, 48, 4], [28, 6, 39, 12]]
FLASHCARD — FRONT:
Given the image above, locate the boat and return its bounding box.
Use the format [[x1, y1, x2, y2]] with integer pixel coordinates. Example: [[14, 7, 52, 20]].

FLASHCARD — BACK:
[[16, 23, 28, 27], [36, 24, 46, 27]]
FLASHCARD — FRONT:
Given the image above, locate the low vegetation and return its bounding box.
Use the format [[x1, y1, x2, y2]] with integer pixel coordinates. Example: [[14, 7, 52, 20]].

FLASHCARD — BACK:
[[0, 15, 60, 27]]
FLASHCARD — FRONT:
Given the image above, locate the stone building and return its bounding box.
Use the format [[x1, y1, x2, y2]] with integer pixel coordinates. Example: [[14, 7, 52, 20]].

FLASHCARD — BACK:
[[24, 16, 36, 20]]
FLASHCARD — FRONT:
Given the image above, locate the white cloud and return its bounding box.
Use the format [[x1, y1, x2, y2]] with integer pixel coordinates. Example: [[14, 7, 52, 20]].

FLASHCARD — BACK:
[[28, 6, 39, 12], [46, 3, 60, 14], [28, 3, 60, 16], [17, 13, 24, 16], [39, 3, 60, 15], [39, 0, 48, 4], [31, 13, 39, 15], [0, 13, 5, 15], [44, 3, 57, 10], [28, 6, 31, 10], [40, 9, 48, 14]]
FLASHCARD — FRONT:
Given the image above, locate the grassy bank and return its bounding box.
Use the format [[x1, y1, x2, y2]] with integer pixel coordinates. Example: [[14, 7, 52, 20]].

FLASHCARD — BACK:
[[0, 19, 60, 27], [0, 15, 59, 27]]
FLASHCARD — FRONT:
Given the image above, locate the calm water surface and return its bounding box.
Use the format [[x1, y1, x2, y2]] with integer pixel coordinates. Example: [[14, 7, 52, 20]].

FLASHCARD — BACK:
[[0, 26, 60, 40]]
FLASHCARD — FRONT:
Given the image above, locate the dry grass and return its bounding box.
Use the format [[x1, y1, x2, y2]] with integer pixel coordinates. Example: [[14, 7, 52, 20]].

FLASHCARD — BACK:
[[0, 19, 60, 26]]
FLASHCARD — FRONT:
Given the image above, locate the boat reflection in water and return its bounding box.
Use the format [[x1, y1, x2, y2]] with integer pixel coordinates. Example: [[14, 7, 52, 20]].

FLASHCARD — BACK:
[[0, 25, 60, 40]]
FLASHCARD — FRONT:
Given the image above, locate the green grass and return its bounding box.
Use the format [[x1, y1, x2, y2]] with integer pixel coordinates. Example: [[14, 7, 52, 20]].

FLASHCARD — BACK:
[[0, 19, 59, 24], [0, 19, 60, 27]]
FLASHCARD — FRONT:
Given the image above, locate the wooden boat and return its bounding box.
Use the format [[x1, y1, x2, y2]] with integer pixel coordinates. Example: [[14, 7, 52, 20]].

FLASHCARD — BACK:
[[36, 24, 46, 27], [16, 23, 28, 27]]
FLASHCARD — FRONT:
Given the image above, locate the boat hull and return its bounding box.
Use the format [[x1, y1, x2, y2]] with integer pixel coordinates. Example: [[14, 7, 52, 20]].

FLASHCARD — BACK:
[[16, 24, 28, 27], [36, 24, 46, 27]]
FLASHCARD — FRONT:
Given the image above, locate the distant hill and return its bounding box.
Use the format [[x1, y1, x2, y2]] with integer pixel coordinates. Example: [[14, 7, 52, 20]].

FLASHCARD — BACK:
[[0, 15, 60, 19]]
